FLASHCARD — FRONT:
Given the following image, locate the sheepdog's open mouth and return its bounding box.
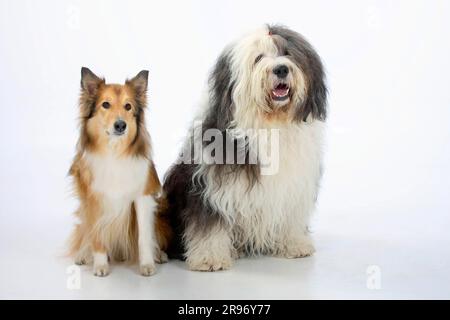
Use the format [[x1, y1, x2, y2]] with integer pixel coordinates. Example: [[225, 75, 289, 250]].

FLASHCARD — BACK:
[[271, 83, 290, 101]]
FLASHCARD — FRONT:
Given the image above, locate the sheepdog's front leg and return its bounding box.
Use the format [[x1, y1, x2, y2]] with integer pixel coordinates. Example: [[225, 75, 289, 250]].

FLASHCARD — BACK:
[[135, 195, 157, 276], [279, 232, 315, 258], [276, 220, 315, 258], [185, 219, 234, 272]]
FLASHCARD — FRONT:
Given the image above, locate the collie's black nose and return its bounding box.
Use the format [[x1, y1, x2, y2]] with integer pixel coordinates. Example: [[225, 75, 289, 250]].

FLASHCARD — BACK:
[[114, 120, 127, 134], [273, 65, 289, 78]]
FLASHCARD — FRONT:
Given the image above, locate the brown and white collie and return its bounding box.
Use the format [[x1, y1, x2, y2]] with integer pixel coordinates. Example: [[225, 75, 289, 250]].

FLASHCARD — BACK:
[[68, 67, 172, 276]]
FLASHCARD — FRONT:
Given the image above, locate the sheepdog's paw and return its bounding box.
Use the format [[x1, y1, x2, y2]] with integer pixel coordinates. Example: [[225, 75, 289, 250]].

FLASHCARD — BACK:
[[278, 238, 316, 258], [231, 248, 246, 259], [187, 254, 233, 272]]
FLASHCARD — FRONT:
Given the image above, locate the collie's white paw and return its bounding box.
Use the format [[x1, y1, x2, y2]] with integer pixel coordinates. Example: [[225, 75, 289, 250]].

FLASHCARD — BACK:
[[155, 249, 168, 264], [93, 252, 109, 276], [75, 258, 87, 265], [74, 254, 92, 266], [140, 264, 156, 276], [187, 255, 233, 272], [93, 264, 110, 277]]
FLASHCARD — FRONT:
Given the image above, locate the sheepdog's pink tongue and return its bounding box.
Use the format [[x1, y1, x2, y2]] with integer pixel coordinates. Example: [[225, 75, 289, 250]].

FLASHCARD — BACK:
[[273, 88, 289, 97]]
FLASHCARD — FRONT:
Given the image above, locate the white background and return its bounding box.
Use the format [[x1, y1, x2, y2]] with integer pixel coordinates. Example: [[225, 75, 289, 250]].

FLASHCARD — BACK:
[[0, 0, 449, 299]]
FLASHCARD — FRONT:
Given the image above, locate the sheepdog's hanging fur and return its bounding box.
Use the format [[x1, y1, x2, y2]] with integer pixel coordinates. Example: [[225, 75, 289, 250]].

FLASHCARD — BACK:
[[68, 68, 172, 276], [164, 25, 327, 271]]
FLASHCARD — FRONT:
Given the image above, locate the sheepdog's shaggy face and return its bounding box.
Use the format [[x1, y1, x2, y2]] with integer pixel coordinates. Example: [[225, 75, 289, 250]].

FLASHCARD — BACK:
[[208, 25, 327, 128], [232, 29, 306, 112]]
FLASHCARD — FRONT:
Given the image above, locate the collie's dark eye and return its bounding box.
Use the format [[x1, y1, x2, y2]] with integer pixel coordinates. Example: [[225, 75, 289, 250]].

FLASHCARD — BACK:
[[124, 103, 132, 111], [102, 102, 110, 109], [254, 54, 263, 65]]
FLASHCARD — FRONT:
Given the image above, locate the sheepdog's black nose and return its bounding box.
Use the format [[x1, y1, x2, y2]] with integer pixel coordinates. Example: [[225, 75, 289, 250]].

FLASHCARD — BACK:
[[273, 65, 289, 78], [114, 120, 127, 133]]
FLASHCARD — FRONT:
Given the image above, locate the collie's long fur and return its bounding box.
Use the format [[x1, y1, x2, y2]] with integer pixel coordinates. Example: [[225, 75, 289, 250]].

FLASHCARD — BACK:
[[164, 25, 327, 271], [68, 68, 172, 276]]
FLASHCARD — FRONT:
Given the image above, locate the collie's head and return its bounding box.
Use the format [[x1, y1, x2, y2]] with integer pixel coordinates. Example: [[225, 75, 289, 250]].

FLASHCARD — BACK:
[[78, 67, 150, 156], [208, 25, 327, 128]]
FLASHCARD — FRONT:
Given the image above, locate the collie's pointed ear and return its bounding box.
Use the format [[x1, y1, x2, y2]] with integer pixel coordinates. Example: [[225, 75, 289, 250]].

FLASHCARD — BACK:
[[127, 70, 149, 98], [80, 67, 104, 95]]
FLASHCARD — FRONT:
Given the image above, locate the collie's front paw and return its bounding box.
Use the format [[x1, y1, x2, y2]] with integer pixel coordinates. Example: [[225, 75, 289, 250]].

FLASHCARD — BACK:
[[75, 258, 87, 265], [155, 249, 168, 264], [140, 264, 156, 276], [187, 255, 233, 272], [93, 264, 110, 277], [75, 254, 92, 266]]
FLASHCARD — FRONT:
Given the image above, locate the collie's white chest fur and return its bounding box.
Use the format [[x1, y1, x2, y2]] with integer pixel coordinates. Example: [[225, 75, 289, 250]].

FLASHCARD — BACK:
[[84, 152, 149, 203]]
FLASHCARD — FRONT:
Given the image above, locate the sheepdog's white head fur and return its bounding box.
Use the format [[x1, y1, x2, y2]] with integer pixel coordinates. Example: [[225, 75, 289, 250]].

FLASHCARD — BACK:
[[231, 28, 305, 115], [205, 25, 327, 132]]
